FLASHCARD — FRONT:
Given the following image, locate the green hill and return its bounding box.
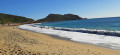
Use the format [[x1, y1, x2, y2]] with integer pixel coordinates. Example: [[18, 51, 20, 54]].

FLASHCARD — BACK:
[[36, 14, 87, 23], [0, 13, 34, 24], [0, 13, 87, 24]]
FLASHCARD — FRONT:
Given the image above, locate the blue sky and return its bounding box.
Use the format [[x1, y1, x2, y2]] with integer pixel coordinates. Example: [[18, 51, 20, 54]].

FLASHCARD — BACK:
[[0, 0, 120, 20]]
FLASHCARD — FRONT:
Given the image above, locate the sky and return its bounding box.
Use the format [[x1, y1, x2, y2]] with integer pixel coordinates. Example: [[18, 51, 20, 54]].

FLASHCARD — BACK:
[[0, 0, 120, 20]]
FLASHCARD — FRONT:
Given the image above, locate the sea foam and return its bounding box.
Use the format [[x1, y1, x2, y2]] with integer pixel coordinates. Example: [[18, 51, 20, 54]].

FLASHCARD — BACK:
[[19, 24, 120, 50]]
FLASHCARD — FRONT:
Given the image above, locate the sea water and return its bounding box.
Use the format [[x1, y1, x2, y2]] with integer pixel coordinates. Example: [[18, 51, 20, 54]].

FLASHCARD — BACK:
[[36, 17, 120, 36], [19, 17, 120, 50], [38, 17, 120, 31]]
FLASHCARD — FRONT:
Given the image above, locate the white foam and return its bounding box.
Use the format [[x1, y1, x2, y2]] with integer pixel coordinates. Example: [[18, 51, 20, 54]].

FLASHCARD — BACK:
[[19, 24, 120, 50]]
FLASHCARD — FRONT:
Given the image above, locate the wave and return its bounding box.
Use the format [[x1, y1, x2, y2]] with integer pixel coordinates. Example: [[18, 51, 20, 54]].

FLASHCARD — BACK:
[[19, 24, 120, 50], [35, 24, 120, 37]]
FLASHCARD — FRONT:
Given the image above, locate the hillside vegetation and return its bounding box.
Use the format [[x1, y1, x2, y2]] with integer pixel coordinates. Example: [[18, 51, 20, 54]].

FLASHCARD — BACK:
[[36, 14, 87, 23], [0, 13, 34, 24], [0, 13, 87, 24]]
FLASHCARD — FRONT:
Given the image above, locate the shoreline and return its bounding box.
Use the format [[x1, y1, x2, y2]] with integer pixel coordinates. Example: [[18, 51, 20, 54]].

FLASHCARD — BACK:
[[19, 25, 120, 51], [1, 25, 120, 55], [36, 33, 120, 51], [18, 26, 120, 55], [18, 26, 120, 51]]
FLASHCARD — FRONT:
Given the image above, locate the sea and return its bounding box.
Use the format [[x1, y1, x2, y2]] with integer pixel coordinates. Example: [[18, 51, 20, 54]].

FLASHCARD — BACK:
[[19, 17, 120, 50]]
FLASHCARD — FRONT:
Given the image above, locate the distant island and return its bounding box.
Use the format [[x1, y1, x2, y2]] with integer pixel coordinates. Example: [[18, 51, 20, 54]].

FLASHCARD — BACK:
[[0, 13, 87, 25], [36, 14, 87, 23]]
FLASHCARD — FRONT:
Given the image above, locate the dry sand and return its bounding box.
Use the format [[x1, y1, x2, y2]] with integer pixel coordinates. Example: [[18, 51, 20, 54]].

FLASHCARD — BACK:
[[0, 26, 120, 55]]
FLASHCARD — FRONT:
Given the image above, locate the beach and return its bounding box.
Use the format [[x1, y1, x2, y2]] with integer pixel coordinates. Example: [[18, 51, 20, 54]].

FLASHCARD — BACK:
[[0, 26, 120, 55]]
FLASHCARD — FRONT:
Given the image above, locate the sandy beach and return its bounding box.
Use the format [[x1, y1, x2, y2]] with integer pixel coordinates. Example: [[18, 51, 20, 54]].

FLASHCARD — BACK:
[[0, 26, 120, 55]]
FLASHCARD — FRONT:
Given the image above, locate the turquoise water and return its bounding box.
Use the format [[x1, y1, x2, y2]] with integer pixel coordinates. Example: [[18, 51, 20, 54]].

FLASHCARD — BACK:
[[37, 17, 120, 31]]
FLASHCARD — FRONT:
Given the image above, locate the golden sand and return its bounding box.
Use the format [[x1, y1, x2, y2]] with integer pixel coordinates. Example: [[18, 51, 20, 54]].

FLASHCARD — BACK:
[[0, 26, 120, 55]]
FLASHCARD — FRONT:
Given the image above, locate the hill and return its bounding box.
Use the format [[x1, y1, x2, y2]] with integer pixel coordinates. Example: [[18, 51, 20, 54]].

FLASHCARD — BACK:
[[36, 14, 87, 23], [0, 13, 34, 24]]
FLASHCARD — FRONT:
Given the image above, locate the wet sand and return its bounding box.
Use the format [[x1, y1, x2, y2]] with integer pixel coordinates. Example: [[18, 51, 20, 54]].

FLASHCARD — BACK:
[[0, 26, 120, 55]]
